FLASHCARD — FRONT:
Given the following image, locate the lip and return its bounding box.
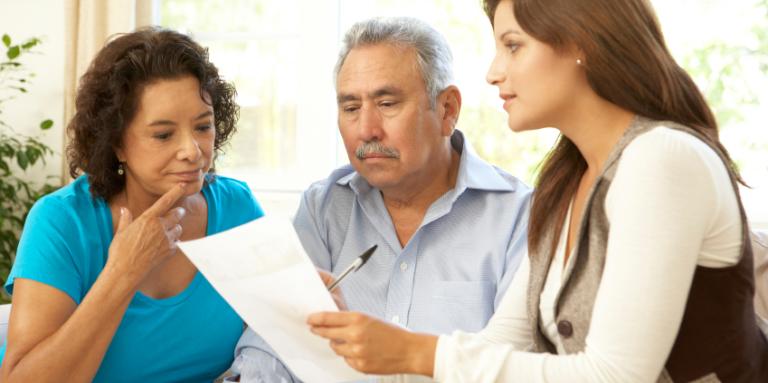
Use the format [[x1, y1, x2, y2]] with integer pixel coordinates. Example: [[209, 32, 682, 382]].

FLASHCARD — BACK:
[[170, 169, 202, 181], [500, 93, 517, 110], [361, 154, 395, 160]]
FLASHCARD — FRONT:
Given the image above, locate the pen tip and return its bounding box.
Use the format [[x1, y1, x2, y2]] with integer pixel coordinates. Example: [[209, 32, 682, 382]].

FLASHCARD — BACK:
[[360, 244, 377, 265]]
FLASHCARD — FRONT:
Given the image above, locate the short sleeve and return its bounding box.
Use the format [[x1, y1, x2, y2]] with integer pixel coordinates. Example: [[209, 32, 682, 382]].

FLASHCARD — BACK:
[[208, 177, 265, 232], [496, 192, 531, 309], [5, 196, 85, 304], [293, 184, 333, 270], [230, 178, 264, 223]]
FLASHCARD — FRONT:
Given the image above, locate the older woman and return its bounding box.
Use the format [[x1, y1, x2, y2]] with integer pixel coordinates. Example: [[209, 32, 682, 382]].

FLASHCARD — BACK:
[[0, 28, 263, 382]]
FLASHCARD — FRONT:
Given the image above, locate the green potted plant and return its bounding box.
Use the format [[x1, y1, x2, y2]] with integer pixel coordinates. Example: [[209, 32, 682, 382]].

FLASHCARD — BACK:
[[0, 34, 59, 301]]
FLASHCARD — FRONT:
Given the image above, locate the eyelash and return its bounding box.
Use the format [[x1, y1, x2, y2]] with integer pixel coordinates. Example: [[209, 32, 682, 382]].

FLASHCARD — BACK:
[[153, 125, 212, 140], [153, 132, 172, 140], [505, 42, 520, 54], [340, 100, 398, 114]]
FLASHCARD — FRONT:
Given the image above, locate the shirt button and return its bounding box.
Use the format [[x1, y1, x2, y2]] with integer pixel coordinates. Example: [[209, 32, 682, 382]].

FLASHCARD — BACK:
[[400, 262, 408, 271], [557, 320, 574, 338], [392, 315, 400, 324]]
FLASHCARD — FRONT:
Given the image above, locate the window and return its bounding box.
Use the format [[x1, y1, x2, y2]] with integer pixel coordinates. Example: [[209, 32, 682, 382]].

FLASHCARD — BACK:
[[157, 0, 768, 227]]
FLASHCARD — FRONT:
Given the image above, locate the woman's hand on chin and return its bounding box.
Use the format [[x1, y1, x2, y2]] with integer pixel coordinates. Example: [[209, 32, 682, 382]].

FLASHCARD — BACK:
[[107, 183, 188, 285]]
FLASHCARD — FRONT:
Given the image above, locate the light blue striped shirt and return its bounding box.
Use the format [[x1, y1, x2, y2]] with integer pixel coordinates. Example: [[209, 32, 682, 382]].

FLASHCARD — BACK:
[[232, 131, 531, 382]]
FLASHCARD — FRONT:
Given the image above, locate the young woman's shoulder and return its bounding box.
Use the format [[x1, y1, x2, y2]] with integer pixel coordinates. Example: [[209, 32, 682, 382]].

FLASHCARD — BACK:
[[610, 125, 739, 240], [622, 125, 730, 181]]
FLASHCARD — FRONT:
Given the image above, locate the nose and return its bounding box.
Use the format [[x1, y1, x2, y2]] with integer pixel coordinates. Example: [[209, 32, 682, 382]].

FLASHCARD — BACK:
[[486, 51, 506, 86], [177, 130, 202, 162], [358, 103, 384, 142]]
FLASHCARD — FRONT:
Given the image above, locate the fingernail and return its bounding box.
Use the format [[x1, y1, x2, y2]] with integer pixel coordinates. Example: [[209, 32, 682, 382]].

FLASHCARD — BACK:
[[120, 207, 127, 216]]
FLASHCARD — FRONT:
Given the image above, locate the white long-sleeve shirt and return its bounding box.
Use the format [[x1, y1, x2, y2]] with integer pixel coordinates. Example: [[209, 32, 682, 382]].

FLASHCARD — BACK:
[[433, 127, 743, 382]]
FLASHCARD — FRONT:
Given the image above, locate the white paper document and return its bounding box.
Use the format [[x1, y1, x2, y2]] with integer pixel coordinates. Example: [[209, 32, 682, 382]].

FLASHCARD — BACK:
[[178, 216, 370, 383]]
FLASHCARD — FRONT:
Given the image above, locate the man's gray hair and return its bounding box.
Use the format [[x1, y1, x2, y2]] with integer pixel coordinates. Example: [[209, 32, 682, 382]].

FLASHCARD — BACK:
[[334, 17, 454, 107]]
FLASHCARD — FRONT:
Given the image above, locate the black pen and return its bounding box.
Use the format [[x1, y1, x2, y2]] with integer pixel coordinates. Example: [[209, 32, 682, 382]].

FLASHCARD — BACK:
[[327, 244, 378, 291]]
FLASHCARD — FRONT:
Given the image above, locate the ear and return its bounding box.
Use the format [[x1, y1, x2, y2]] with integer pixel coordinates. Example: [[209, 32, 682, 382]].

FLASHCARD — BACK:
[[437, 85, 461, 137], [570, 44, 586, 65], [114, 146, 126, 162]]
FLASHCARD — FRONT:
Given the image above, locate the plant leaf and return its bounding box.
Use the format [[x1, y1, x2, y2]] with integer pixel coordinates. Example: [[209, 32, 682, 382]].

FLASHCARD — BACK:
[[1, 34, 10, 47], [40, 119, 53, 130], [25, 147, 40, 166], [21, 38, 39, 50], [7, 46, 20, 60], [16, 151, 28, 170]]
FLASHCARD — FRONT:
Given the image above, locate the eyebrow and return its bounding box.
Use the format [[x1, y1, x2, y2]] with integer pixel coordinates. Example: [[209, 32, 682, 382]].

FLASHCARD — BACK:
[[147, 110, 214, 127], [371, 86, 403, 99], [337, 93, 360, 104], [337, 86, 404, 104], [499, 29, 522, 40], [194, 110, 214, 120]]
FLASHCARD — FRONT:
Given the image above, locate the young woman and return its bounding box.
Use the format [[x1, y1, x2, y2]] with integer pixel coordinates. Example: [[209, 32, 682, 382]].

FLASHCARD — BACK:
[[306, 0, 768, 381], [0, 28, 263, 382]]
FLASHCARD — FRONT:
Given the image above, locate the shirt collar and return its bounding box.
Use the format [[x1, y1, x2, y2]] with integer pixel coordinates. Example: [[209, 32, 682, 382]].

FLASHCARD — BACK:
[[336, 130, 516, 195]]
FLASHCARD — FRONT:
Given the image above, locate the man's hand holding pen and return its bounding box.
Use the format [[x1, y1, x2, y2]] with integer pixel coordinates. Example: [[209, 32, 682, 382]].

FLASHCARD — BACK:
[[307, 244, 436, 376], [316, 244, 378, 311]]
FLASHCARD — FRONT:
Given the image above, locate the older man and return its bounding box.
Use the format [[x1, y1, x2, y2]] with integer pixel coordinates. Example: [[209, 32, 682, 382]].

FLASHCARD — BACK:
[[231, 17, 531, 382]]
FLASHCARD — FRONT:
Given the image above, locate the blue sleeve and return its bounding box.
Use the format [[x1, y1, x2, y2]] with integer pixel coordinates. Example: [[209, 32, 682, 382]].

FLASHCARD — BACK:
[[241, 183, 265, 221], [231, 178, 264, 222], [211, 177, 265, 231], [292, 186, 332, 270], [230, 328, 302, 383], [495, 190, 532, 309], [5, 196, 84, 304]]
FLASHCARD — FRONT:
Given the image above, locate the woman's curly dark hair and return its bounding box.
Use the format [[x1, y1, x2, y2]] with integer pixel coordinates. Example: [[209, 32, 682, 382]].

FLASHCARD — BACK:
[[66, 27, 239, 200]]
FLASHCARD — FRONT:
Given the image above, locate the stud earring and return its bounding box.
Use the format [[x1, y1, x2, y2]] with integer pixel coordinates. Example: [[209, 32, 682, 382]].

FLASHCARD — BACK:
[[117, 163, 125, 176], [576, 58, 583, 65]]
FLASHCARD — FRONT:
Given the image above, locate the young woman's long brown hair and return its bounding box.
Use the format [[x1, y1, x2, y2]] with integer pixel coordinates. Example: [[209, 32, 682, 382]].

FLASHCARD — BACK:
[[483, 0, 742, 252]]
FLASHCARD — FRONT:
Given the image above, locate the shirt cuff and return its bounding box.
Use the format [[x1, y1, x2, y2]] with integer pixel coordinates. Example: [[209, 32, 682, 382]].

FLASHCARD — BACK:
[[433, 334, 452, 382]]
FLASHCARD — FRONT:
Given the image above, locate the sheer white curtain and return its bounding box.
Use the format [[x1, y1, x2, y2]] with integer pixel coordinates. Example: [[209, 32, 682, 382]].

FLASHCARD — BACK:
[[61, 0, 154, 180]]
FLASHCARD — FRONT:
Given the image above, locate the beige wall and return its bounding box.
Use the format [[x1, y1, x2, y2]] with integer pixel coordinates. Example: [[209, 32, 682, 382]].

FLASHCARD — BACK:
[[0, 0, 67, 185]]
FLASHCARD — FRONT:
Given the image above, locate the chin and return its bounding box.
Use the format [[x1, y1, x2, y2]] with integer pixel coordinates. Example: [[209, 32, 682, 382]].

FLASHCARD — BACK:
[[359, 172, 399, 190], [180, 179, 205, 196], [506, 116, 544, 133], [506, 121, 534, 133]]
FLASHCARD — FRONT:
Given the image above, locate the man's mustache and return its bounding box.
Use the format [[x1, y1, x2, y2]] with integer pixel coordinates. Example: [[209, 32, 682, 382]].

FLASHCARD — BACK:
[[355, 141, 400, 159]]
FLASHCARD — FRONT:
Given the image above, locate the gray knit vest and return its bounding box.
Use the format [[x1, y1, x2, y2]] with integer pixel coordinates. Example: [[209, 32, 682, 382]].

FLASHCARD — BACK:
[[526, 116, 768, 382]]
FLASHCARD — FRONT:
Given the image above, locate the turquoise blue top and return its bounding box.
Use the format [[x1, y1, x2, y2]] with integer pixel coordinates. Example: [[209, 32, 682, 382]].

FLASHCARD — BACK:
[[1, 175, 263, 382]]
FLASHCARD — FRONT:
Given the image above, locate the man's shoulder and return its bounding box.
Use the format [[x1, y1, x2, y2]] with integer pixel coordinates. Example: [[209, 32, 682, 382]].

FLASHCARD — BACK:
[[294, 165, 359, 243], [304, 164, 357, 197], [299, 165, 358, 212]]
